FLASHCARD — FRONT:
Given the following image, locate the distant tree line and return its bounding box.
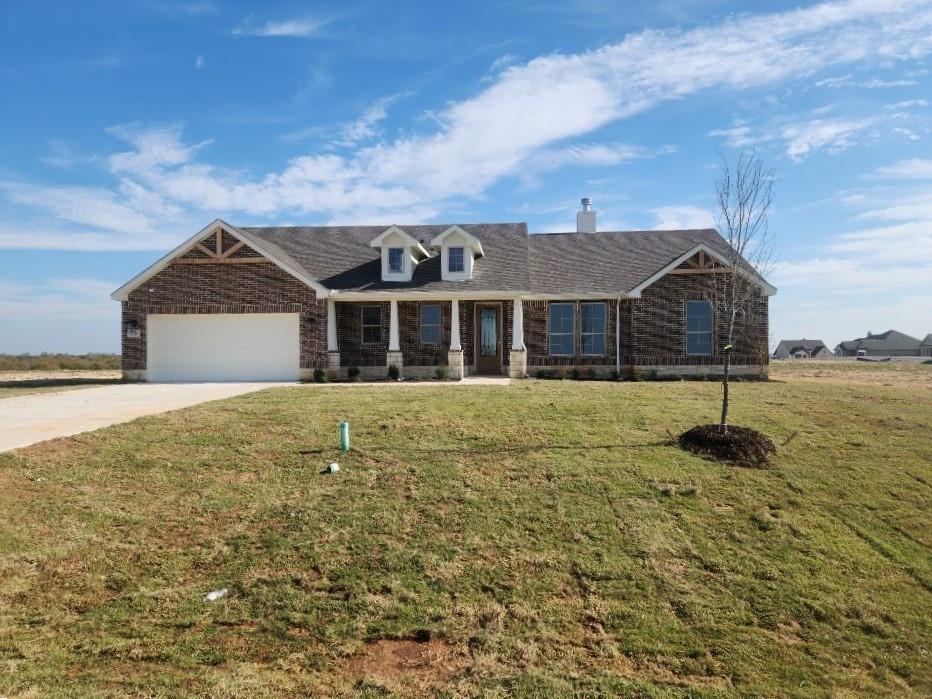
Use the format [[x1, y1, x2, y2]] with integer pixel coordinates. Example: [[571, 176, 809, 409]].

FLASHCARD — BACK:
[[0, 353, 121, 371]]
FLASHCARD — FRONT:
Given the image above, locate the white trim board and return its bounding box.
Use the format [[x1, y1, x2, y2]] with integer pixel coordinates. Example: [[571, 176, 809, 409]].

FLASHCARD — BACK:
[[626, 243, 777, 298], [110, 219, 330, 301]]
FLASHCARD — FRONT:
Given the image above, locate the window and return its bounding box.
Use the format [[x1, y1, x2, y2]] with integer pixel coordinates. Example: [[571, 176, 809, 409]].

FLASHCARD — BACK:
[[420, 304, 441, 344], [448, 246, 465, 273], [361, 305, 382, 344], [580, 302, 606, 355], [686, 300, 712, 355], [548, 303, 575, 355], [388, 247, 404, 273]]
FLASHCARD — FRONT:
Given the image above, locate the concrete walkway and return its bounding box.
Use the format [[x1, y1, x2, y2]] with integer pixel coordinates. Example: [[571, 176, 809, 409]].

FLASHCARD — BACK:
[[0, 383, 286, 452]]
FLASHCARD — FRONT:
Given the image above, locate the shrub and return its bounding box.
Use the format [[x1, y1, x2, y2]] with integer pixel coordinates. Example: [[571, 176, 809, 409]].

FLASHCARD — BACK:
[[435, 365, 448, 380], [610, 370, 621, 381], [313, 368, 328, 383], [570, 368, 581, 381], [387, 364, 400, 380], [586, 368, 597, 381], [347, 366, 360, 381]]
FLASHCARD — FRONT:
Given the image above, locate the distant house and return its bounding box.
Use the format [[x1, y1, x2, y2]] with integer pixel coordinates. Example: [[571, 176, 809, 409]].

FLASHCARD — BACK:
[[921, 334, 932, 358], [834, 330, 922, 357], [773, 339, 831, 359]]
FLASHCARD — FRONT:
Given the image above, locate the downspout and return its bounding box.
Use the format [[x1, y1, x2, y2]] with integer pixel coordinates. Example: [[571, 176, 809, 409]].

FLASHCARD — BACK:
[[615, 295, 621, 377]]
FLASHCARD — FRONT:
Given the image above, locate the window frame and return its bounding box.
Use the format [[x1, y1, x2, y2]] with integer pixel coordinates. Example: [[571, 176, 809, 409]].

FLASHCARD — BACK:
[[361, 305, 382, 345], [685, 299, 713, 356], [548, 302, 576, 356], [419, 304, 442, 345], [387, 247, 405, 274], [579, 302, 607, 356], [448, 246, 465, 273]]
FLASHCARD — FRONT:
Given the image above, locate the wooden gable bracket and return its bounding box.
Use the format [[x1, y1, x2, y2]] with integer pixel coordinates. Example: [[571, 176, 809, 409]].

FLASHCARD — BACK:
[[670, 249, 726, 275], [177, 228, 263, 265]]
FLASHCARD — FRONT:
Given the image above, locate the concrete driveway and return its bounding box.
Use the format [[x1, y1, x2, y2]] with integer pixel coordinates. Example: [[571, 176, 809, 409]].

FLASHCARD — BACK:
[[0, 383, 287, 452]]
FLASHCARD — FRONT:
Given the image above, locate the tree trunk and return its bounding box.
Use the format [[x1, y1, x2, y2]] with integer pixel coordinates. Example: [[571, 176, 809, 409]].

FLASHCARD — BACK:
[[720, 350, 731, 434]]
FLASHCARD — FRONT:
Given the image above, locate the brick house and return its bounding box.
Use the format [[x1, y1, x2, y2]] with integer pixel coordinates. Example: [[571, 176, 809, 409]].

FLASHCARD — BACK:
[[112, 199, 775, 382]]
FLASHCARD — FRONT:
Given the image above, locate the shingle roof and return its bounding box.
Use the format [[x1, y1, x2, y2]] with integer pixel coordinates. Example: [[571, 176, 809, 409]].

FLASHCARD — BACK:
[[238, 223, 746, 295], [527, 228, 740, 295], [774, 339, 827, 356], [241, 223, 530, 293], [836, 330, 921, 352], [922, 334, 932, 347]]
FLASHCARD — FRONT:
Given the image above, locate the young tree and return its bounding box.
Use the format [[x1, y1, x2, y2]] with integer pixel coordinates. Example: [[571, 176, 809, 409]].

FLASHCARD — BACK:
[[713, 152, 775, 434]]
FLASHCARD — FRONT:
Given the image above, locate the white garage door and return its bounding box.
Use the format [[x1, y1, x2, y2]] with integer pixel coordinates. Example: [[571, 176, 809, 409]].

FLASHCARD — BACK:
[[147, 313, 300, 382]]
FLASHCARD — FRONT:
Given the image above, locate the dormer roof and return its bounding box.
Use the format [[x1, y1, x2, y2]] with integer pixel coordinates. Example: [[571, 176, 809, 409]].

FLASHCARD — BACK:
[[430, 225, 484, 257], [369, 225, 429, 258]]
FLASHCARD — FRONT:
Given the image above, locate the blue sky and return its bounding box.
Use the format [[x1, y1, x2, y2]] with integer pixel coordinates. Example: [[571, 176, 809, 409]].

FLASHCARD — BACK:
[[1, 0, 931, 354]]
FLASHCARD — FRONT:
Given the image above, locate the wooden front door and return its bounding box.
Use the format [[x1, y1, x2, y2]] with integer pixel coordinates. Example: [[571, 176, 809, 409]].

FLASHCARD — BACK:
[[475, 304, 502, 374]]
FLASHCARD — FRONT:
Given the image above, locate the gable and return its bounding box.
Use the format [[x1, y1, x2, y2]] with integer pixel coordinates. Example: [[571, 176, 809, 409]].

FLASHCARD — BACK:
[[177, 228, 265, 264], [627, 243, 776, 298], [111, 219, 330, 301]]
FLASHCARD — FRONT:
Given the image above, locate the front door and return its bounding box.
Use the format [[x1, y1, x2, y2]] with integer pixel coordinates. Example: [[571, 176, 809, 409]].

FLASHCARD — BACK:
[[475, 304, 502, 374]]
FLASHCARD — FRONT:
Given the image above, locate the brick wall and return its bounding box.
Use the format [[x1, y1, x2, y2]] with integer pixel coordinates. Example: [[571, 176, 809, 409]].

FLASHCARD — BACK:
[[525, 299, 618, 367], [400, 301, 450, 366], [625, 274, 768, 366], [336, 301, 390, 367], [121, 235, 326, 371], [523, 275, 769, 370]]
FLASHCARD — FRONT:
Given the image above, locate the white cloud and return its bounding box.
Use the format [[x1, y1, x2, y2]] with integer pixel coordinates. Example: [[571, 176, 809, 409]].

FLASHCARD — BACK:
[[0, 277, 117, 321], [816, 74, 918, 88], [781, 116, 876, 160], [871, 158, 932, 178], [6, 0, 932, 249], [651, 205, 714, 230], [195, 55, 204, 69], [233, 17, 327, 38], [710, 112, 877, 160]]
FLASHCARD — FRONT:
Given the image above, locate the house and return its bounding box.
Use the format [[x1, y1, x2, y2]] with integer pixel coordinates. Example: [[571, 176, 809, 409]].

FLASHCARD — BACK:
[[921, 334, 932, 358], [834, 330, 923, 357], [112, 199, 775, 382], [773, 339, 831, 359]]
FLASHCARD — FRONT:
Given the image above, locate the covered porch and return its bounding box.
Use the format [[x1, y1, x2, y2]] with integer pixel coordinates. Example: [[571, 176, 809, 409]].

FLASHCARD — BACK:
[[324, 297, 527, 380]]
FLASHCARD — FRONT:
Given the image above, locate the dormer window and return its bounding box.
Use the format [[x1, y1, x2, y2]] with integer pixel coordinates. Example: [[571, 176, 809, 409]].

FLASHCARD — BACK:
[[388, 247, 404, 273], [430, 226, 484, 281], [369, 226, 428, 282], [448, 247, 465, 273]]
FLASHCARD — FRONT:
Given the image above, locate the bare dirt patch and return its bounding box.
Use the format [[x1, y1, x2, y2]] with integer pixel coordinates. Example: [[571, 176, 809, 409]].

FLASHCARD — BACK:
[[344, 637, 467, 686]]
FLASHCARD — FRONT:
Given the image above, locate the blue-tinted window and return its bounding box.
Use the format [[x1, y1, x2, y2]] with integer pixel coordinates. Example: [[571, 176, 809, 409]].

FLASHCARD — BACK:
[[448, 246, 465, 273], [362, 305, 382, 344], [549, 303, 575, 355], [686, 300, 712, 355], [420, 304, 441, 344], [580, 302, 606, 355], [388, 247, 404, 273]]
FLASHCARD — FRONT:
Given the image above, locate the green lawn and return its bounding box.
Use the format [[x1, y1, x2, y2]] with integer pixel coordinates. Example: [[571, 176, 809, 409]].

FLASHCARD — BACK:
[[1, 369, 930, 697]]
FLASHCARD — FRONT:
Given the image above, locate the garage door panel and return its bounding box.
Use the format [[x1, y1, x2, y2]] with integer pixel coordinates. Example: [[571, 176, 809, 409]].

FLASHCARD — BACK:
[[147, 313, 300, 382]]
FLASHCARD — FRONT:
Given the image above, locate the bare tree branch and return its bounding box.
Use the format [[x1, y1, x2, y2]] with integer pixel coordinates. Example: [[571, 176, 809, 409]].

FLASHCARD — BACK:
[[712, 151, 775, 433]]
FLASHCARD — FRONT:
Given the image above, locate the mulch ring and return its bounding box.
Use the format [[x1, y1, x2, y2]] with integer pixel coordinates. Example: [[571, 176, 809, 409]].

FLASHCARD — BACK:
[[679, 424, 776, 467]]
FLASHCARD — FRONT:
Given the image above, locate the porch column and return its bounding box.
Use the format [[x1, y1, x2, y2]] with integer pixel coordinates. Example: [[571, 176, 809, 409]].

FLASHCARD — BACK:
[[386, 299, 403, 376], [447, 299, 464, 380], [508, 297, 527, 379], [327, 299, 340, 375]]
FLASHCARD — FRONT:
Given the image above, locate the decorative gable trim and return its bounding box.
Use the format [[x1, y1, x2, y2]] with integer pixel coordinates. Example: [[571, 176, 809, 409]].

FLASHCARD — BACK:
[[430, 225, 484, 257], [626, 243, 776, 298], [111, 219, 331, 301]]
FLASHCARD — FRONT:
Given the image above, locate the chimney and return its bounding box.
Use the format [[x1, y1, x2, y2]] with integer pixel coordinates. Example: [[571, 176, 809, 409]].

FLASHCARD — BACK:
[[576, 196, 596, 233]]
